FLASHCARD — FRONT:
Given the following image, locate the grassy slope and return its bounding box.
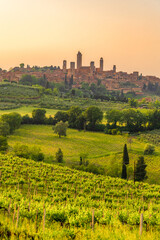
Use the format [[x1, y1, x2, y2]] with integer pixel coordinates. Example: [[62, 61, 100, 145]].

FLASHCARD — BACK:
[[7, 125, 160, 184], [0, 106, 59, 117]]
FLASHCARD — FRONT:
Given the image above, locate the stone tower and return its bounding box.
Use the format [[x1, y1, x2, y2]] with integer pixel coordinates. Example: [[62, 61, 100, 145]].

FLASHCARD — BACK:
[[113, 65, 116, 73], [90, 61, 95, 74], [70, 62, 75, 75], [77, 51, 82, 70], [63, 60, 67, 70], [100, 57, 103, 72]]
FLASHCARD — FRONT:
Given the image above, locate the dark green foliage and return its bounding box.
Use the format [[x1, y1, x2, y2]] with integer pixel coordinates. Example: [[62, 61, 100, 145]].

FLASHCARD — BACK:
[[85, 106, 103, 128], [54, 111, 69, 123], [106, 109, 121, 127], [123, 144, 129, 165], [32, 109, 46, 124], [1, 112, 22, 133], [135, 156, 147, 181], [147, 110, 160, 130], [67, 106, 82, 128], [19, 74, 48, 88], [80, 157, 82, 165], [144, 144, 155, 155], [75, 114, 86, 130], [56, 148, 63, 163], [121, 144, 129, 180], [0, 136, 8, 152], [121, 164, 127, 179], [0, 121, 10, 136], [22, 114, 33, 124]]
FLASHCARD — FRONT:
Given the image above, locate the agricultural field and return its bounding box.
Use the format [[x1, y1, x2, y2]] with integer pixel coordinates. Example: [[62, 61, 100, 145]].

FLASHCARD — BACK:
[[0, 106, 58, 117], [7, 124, 160, 184], [0, 154, 160, 239], [0, 82, 130, 111]]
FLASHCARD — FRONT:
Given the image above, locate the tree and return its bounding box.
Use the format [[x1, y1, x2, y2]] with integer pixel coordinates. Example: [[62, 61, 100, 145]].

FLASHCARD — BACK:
[[135, 156, 147, 181], [56, 148, 63, 163], [0, 136, 8, 152], [121, 144, 129, 180], [121, 109, 145, 132], [53, 87, 59, 96], [0, 121, 10, 136], [32, 109, 46, 124], [67, 106, 82, 128], [85, 106, 103, 128], [128, 98, 138, 108], [64, 74, 68, 89], [123, 144, 129, 165], [75, 113, 86, 130], [121, 163, 127, 179], [19, 74, 37, 86], [106, 109, 121, 127], [53, 121, 68, 138], [20, 63, 24, 68], [54, 111, 69, 123], [69, 75, 73, 88], [1, 112, 22, 133]]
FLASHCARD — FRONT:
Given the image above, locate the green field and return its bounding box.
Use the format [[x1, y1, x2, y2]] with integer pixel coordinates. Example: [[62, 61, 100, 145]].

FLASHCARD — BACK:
[[0, 106, 59, 117], [7, 124, 160, 184]]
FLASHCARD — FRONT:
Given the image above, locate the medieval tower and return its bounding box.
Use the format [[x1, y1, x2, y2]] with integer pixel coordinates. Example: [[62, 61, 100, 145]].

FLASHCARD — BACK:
[[100, 57, 103, 72], [77, 51, 82, 70]]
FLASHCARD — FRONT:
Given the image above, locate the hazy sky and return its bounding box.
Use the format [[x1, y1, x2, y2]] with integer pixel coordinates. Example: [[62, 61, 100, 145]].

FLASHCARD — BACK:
[[0, 0, 160, 76]]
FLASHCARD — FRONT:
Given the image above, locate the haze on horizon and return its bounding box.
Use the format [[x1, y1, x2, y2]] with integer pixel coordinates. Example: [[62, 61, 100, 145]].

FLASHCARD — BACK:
[[0, 0, 160, 77]]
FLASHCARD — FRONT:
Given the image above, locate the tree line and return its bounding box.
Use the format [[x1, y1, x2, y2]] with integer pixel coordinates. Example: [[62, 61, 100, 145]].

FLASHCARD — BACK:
[[21, 107, 160, 134], [106, 108, 160, 133], [22, 106, 104, 131]]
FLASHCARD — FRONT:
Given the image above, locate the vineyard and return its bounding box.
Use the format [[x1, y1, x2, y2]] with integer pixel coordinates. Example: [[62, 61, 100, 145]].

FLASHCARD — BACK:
[[0, 154, 160, 239], [0, 83, 129, 111]]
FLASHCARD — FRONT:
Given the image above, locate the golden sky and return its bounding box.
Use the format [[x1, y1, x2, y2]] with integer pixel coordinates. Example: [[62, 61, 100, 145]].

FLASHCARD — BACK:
[[0, 0, 160, 76]]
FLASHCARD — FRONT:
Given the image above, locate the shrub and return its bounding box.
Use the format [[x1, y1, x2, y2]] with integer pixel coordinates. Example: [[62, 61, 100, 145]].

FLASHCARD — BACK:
[[13, 144, 30, 158], [13, 144, 44, 161], [30, 146, 44, 161], [21, 114, 33, 124], [56, 148, 63, 163], [111, 129, 117, 135], [144, 144, 155, 155]]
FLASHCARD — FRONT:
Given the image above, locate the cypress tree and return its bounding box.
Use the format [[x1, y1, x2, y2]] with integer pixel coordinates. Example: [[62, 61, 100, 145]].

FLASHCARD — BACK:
[[135, 156, 147, 181], [121, 163, 127, 179], [123, 144, 129, 165], [56, 148, 63, 163], [121, 144, 129, 180]]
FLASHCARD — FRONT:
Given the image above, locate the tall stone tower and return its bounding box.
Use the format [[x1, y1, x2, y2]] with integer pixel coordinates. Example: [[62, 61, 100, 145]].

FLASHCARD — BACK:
[[70, 62, 75, 75], [77, 51, 82, 70], [63, 60, 67, 71], [113, 65, 116, 73], [90, 61, 95, 74], [100, 57, 103, 72]]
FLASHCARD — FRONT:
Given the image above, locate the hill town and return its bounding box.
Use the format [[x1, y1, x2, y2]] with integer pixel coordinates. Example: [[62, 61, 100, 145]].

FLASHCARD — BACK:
[[1, 52, 160, 96]]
